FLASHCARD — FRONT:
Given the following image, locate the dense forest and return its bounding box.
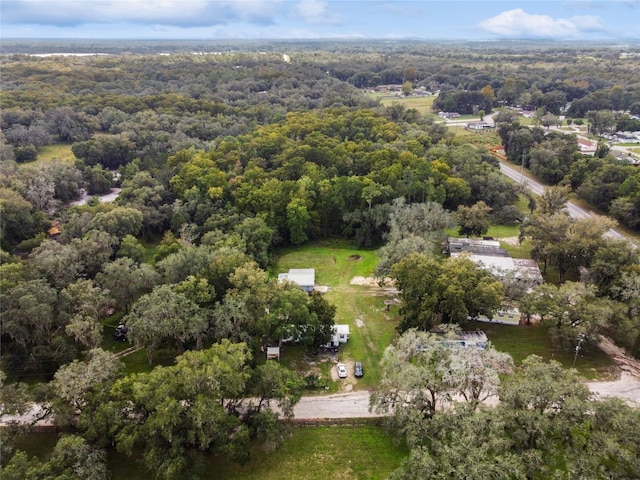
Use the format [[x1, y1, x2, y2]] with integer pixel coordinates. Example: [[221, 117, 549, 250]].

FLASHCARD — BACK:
[[1, 41, 640, 479]]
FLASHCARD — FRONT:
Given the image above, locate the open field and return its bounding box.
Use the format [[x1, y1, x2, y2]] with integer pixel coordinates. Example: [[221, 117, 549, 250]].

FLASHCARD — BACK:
[[275, 242, 615, 382], [274, 241, 399, 390], [475, 321, 617, 380], [273, 240, 378, 288], [373, 94, 437, 116], [36, 143, 75, 162], [201, 426, 408, 480], [102, 312, 183, 374], [13, 426, 409, 480]]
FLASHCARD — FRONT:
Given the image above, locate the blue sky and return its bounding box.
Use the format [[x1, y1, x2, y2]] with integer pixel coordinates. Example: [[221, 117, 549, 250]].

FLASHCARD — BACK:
[[1, 0, 639, 41]]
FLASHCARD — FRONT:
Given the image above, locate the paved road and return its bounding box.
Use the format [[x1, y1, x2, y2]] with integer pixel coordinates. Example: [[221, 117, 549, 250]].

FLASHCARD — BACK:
[[498, 161, 636, 247], [587, 374, 640, 406], [293, 390, 381, 419], [4, 381, 639, 427], [293, 378, 640, 418], [294, 378, 640, 417]]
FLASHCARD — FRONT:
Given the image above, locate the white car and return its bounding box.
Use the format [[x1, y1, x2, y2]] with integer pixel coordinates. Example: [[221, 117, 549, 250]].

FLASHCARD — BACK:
[[337, 363, 347, 378]]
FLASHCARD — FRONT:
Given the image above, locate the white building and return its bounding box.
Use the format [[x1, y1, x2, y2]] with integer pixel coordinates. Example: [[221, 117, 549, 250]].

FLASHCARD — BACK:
[[446, 238, 543, 285], [324, 324, 351, 349], [278, 268, 315, 292]]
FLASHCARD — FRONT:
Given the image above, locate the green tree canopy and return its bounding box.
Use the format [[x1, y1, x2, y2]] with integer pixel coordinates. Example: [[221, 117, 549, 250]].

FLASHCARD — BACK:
[[391, 253, 504, 332]]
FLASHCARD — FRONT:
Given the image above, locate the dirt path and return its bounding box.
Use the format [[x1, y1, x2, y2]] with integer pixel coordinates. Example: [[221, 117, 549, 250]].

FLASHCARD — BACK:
[[586, 337, 640, 406], [596, 337, 640, 378]]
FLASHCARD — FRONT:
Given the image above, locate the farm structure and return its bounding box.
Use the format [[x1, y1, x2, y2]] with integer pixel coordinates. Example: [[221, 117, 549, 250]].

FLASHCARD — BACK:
[[323, 324, 351, 349], [445, 237, 542, 285], [278, 268, 315, 292]]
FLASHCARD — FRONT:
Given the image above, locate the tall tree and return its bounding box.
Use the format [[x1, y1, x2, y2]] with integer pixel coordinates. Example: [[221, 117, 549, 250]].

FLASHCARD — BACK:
[[89, 206, 144, 241], [95, 257, 160, 313], [3, 435, 108, 480], [51, 348, 124, 427], [521, 213, 613, 282], [376, 198, 455, 278], [84, 341, 300, 478], [0, 187, 48, 249], [29, 239, 82, 289], [391, 253, 503, 332], [60, 279, 112, 349], [371, 329, 512, 425], [537, 185, 570, 215], [286, 197, 310, 245], [125, 284, 208, 364], [456, 201, 492, 237], [523, 282, 616, 349]]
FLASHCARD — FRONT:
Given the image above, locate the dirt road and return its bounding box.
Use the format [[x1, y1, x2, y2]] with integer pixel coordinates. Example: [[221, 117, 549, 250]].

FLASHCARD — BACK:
[[587, 337, 640, 405]]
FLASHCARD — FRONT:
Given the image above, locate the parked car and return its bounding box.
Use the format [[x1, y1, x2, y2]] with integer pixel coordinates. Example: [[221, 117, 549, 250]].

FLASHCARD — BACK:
[[337, 363, 347, 378], [114, 324, 128, 342], [354, 361, 364, 378]]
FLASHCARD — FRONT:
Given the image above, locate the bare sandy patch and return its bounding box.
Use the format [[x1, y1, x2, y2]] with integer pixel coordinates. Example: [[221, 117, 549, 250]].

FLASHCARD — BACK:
[[500, 236, 521, 246], [598, 337, 640, 379], [350, 276, 380, 286]]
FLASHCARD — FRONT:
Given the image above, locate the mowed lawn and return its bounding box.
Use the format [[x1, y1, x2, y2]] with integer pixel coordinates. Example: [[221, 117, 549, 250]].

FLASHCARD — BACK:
[[15, 427, 409, 480], [203, 426, 408, 480], [274, 241, 400, 389], [276, 242, 616, 381], [375, 94, 438, 117], [473, 320, 616, 380]]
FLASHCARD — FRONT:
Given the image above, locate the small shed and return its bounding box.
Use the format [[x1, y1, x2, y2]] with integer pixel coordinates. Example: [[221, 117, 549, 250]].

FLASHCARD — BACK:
[[278, 268, 315, 292], [266, 346, 280, 361], [335, 324, 350, 344]]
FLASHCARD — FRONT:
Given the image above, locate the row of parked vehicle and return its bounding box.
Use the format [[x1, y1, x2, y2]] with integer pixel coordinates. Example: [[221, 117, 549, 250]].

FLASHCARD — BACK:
[[337, 361, 363, 379]]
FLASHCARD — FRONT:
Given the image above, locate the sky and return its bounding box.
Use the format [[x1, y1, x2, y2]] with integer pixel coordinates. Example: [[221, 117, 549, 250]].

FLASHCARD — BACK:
[[1, 0, 639, 41]]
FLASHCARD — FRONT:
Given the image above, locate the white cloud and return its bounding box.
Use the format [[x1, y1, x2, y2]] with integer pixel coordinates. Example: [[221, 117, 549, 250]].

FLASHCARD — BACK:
[[292, 0, 341, 25], [479, 8, 606, 38], [2, 0, 283, 26], [570, 15, 605, 31]]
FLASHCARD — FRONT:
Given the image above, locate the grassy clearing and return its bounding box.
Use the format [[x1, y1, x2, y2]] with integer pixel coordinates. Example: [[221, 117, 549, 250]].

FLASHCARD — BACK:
[[446, 223, 520, 241], [36, 143, 75, 162], [118, 347, 177, 374], [101, 312, 178, 374], [13, 427, 408, 480], [274, 242, 399, 390], [513, 194, 532, 215], [273, 240, 377, 288], [139, 236, 162, 264], [449, 129, 502, 146], [485, 224, 520, 239], [376, 95, 437, 116], [500, 237, 532, 259], [200, 426, 408, 480], [325, 285, 399, 388], [474, 321, 616, 380]]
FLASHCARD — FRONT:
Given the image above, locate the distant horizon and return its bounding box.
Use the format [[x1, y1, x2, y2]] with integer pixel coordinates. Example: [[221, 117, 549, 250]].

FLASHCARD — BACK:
[[2, 1, 638, 42], [2, 37, 638, 45]]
